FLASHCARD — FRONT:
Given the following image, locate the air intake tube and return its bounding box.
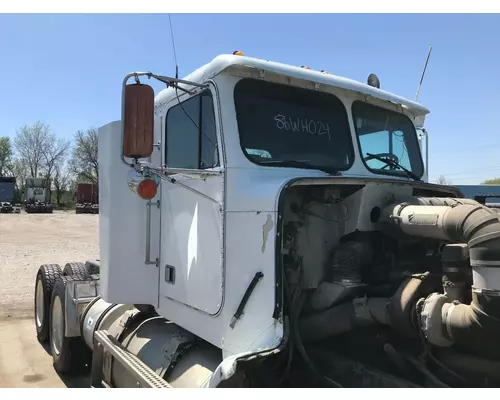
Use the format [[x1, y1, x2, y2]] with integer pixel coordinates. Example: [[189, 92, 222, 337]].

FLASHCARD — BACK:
[[381, 201, 500, 359]]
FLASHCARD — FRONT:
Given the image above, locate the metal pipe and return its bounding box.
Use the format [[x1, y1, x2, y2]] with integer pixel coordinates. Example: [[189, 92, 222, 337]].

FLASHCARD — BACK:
[[147, 165, 222, 177], [415, 46, 433, 103], [152, 170, 221, 206], [382, 200, 500, 358], [145, 200, 157, 266], [425, 129, 429, 181], [170, 179, 220, 205], [417, 128, 429, 182], [299, 297, 390, 341]]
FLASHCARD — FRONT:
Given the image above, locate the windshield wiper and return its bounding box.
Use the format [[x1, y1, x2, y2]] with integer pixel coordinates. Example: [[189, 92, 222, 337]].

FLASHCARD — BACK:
[[258, 159, 341, 176], [365, 153, 421, 182]]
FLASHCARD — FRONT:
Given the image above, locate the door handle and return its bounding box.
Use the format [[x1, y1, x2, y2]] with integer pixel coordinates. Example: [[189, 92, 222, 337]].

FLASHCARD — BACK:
[[165, 265, 175, 284]]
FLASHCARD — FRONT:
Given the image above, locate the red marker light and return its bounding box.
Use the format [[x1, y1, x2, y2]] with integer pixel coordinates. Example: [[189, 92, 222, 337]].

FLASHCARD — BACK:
[[137, 178, 158, 200]]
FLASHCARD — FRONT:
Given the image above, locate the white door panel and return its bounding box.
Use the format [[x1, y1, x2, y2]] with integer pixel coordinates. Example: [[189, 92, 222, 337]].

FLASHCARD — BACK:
[[160, 175, 223, 314], [158, 86, 225, 316]]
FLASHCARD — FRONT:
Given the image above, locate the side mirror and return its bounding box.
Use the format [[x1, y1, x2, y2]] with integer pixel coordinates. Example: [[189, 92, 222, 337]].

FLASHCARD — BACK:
[[123, 83, 155, 160]]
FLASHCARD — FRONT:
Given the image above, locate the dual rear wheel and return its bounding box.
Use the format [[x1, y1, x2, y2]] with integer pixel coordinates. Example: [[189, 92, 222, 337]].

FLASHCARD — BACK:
[[34, 262, 97, 374]]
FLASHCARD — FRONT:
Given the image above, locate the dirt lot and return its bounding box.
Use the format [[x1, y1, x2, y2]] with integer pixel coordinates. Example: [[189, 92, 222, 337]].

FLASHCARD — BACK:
[[0, 211, 98, 387], [0, 211, 99, 320]]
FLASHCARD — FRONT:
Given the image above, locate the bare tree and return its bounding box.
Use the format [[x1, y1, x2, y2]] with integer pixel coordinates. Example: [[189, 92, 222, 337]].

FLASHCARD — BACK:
[[13, 121, 71, 206], [11, 158, 29, 202], [0, 137, 13, 176], [436, 175, 451, 185], [69, 128, 98, 183], [43, 137, 71, 179], [14, 121, 52, 178], [53, 163, 73, 206]]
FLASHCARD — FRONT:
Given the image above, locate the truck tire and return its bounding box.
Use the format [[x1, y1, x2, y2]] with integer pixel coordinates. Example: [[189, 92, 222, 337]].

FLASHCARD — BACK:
[[62, 262, 89, 278], [49, 276, 91, 374], [35, 264, 63, 342], [85, 260, 100, 275]]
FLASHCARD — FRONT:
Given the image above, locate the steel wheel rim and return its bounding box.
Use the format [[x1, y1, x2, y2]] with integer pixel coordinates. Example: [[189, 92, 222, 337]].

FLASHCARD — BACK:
[[35, 278, 44, 329], [51, 296, 64, 355]]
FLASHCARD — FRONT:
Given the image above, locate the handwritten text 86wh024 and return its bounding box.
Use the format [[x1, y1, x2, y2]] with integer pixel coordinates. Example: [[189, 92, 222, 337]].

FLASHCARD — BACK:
[[274, 114, 331, 141]]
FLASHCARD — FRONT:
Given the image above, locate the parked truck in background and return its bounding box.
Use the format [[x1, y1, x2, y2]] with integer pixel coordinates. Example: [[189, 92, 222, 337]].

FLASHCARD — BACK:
[[33, 52, 500, 388], [25, 177, 53, 213], [0, 177, 20, 213], [453, 184, 500, 209], [76, 183, 99, 214]]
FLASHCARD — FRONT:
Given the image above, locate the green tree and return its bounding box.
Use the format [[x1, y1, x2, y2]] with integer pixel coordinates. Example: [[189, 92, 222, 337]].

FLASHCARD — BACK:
[[482, 178, 500, 184], [11, 158, 28, 203], [0, 137, 13, 176], [69, 128, 98, 183], [53, 163, 74, 206]]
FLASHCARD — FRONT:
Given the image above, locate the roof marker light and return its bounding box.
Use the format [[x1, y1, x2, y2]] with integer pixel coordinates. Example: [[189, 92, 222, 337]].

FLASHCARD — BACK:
[[367, 73, 381, 89], [321, 70, 330, 74], [301, 65, 311, 70], [233, 51, 244, 56]]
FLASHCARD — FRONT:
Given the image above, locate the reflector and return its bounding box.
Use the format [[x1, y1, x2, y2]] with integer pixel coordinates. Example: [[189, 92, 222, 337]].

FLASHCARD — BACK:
[[137, 179, 158, 200]]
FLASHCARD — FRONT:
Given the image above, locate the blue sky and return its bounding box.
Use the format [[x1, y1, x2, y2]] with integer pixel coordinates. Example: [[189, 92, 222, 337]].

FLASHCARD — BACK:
[[1, 13, 499, 184]]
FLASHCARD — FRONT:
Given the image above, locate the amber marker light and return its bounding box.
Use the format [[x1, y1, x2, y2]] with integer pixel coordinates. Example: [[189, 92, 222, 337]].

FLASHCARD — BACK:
[[137, 178, 158, 200]]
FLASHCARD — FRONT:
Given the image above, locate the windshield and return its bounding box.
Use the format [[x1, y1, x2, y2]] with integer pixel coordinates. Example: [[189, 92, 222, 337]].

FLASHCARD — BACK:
[[352, 101, 424, 178], [234, 79, 354, 172]]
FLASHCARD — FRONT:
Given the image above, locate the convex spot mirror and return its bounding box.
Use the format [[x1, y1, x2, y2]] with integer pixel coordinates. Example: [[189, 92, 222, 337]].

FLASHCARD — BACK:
[[123, 83, 155, 160]]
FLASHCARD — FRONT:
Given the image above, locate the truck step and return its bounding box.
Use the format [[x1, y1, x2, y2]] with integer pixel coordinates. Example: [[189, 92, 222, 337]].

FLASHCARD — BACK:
[[92, 330, 171, 388]]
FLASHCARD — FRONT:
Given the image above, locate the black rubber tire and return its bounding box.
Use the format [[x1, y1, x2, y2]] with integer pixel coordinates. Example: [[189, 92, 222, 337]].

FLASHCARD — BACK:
[[85, 260, 100, 275], [49, 276, 91, 375], [34, 264, 63, 342], [62, 262, 89, 278]]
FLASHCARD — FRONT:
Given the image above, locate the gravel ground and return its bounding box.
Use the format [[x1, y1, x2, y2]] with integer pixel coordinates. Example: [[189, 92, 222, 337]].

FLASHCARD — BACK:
[[0, 211, 99, 321], [0, 210, 97, 387]]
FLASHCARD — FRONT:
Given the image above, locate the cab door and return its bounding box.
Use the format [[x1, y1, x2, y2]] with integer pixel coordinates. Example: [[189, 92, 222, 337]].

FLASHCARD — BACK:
[[158, 87, 225, 315]]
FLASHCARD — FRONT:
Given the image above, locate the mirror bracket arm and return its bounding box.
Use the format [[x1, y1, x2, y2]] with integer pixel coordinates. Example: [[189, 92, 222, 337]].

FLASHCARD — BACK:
[[138, 164, 222, 206], [120, 72, 209, 168]]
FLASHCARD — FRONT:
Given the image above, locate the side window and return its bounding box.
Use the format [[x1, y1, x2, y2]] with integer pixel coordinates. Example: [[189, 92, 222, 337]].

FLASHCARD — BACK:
[[165, 91, 219, 169], [358, 129, 412, 171]]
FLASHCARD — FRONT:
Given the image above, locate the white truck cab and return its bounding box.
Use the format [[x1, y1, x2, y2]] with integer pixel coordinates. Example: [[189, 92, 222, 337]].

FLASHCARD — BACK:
[[35, 53, 500, 388], [101, 51, 433, 352]]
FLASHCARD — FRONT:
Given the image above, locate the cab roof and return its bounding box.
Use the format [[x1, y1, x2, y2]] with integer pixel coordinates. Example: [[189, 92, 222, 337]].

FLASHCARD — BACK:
[[155, 54, 430, 117]]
